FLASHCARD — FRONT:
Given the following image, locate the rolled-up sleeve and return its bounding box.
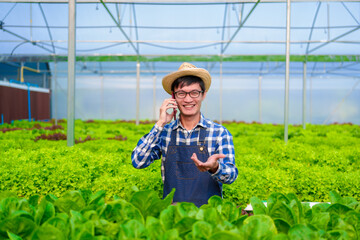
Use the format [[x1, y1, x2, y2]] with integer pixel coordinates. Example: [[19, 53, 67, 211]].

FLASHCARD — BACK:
[[210, 128, 238, 184], [131, 124, 163, 169]]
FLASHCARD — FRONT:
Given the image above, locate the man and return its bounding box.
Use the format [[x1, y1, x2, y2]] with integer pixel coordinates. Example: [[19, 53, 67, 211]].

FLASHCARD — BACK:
[[131, 62, 238, 207]]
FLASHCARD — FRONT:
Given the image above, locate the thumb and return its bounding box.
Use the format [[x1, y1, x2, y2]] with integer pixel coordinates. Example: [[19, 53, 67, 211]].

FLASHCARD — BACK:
[[191, 153, 198, 160]]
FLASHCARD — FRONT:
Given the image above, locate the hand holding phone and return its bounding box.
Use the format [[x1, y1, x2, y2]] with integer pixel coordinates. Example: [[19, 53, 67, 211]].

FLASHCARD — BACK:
[[158, 97, 178, 127]]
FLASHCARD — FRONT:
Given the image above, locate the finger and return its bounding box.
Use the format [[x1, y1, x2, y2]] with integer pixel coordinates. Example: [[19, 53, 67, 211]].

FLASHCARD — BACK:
[[165, 105, 178, 114], [191, 155, 209, 172], [164, 104, 177, 112], [161, 99, 177, 108], [165, 104, 177, 110], [191, 153, 203, 166], [165, 98, 177, 105], [212, 154, 226, 160], [190, 153, 199, 162]]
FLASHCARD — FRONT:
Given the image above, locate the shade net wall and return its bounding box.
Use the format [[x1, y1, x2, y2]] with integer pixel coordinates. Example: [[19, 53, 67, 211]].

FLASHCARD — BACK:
[[50, 61, 360, 124]]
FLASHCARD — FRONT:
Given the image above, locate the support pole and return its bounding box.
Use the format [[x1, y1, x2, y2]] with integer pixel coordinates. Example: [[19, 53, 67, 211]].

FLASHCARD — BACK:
[[54, 60, 58, 125], [30, 3, 32, 41], [101, 75, 104, 119], [327, 3, 330, 40], [310, 77, 312, 124], [284, 0, 291, 143], [258, 76, 262, 123], [136, 61, 140, 125], [27, 85, 31, 122], [153, 75, 156, 121], [43, 73, 46, 88], [67, 0, 76, 147], [219, 61, 223, 124], [302, 62, 307, 129]]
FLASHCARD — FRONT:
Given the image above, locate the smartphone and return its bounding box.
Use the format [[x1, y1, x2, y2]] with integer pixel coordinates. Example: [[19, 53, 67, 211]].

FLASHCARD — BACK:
[[172, 92, 177, 120]]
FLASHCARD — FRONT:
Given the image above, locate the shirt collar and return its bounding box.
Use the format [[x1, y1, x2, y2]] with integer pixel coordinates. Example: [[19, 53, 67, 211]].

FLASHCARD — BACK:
[[172, 113, 210, 130]]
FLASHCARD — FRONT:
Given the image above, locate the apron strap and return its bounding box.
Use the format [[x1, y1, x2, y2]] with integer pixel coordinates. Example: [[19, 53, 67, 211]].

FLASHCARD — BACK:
[[198, 127, 207, 145], [170, 126, 207, 145], [170, 128, 177, 145]]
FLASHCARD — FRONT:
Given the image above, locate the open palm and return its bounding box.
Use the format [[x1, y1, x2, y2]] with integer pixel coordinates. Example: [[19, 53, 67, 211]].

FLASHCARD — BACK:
[[191, 153, 226, 173]]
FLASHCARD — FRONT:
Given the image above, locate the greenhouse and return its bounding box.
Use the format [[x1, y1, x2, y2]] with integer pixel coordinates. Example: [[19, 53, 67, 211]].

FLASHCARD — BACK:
[[0, 0, 360, 239]]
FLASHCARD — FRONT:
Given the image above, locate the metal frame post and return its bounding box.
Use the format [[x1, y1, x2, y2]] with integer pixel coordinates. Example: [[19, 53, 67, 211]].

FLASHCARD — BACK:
[[153, 75, 156, 121], [284, 0, 291, 143], [219, 61, 223, 124], [67, 0, 76, 146], [310, 77, 312, 124], [54, 60, 58, 125], [258, 76, 262, 123], [43, 73, 46, 88], [136, 61, 140, 125], [101, 75, 104, 119], [302, 62, 306, 129]]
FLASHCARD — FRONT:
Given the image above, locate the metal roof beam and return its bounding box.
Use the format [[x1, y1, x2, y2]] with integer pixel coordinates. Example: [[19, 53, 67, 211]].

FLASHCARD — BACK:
[[1, 54, 360, 62], [38, 3, 55, 54], [221, 0, 260, 54], [2, 28, 54, 54], [310, 61, 360, 76], [220, 3, 228, 53], [100, 0, 140, 56], [305, 2, 321, 56], [132, 3, 140, 52], [307, 26, 360, 54], [341, 2, 360, 25], [1, 0, 360, 3]]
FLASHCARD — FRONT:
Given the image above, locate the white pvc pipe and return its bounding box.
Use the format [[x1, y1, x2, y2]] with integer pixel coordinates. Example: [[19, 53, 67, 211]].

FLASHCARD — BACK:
[[219, 61, 223, 124], [67, 0, 76, 146], [284, 0, 291, 143], [153, 75, 156, 121], [259, 76, 262, 123], [136, 61, 140, 125], [54, 60, 58, 125], [101, 75, 104, 119], [303, 62, 306, 129]]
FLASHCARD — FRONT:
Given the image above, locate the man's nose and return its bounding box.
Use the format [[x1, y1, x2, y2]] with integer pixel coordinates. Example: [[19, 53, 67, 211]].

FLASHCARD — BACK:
[[184, 93, 193, 101]]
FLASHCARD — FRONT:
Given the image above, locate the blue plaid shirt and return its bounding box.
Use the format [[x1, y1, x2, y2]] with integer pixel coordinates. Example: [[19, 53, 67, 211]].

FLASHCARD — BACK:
[[131, 114, 238, 184]]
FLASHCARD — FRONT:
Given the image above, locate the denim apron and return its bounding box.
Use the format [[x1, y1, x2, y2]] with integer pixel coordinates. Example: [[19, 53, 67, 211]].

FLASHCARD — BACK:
[[163, 127, 222, 207]]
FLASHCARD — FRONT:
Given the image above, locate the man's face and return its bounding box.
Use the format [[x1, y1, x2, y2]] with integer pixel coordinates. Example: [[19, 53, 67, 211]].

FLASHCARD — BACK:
[[174, 83, 207, 118]]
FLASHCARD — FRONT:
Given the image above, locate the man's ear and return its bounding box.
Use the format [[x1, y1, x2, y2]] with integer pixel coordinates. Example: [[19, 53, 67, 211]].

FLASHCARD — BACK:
[[202, 91, 207, 100]]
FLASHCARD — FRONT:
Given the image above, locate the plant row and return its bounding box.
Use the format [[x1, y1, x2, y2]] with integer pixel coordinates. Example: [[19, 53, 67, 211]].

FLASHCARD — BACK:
[[0, 120, 359, 206], [1, 188, 359, 239]]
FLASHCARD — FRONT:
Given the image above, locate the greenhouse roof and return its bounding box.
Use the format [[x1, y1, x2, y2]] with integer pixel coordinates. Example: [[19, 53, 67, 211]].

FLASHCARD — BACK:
[[1, 1, 360, 58], [1, 1, 359, 78], [1, 0, 359, 145]]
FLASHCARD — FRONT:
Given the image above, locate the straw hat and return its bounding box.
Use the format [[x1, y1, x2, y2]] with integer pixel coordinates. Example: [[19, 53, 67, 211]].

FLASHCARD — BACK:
[[162, 62, 211, 95]]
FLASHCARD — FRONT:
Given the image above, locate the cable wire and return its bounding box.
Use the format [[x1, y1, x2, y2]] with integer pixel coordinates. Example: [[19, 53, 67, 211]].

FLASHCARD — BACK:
[[10, 41, 28, 55], [1, 3, 17, 22], [4, 24, 360, 30], [40, 41, 128, 52], [141, 42, 219, 50]]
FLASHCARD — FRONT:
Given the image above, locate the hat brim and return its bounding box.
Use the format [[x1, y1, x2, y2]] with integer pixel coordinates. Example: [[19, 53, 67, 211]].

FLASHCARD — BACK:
[[162, 68, 211, 95]]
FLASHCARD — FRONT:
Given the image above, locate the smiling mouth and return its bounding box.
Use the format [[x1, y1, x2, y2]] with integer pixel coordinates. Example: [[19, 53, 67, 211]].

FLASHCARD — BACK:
[[183, 104, 195, 109]]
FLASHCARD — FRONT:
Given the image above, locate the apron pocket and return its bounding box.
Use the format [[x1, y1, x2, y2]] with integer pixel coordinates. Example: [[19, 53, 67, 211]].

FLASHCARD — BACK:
[[176, 161, 199, 180]]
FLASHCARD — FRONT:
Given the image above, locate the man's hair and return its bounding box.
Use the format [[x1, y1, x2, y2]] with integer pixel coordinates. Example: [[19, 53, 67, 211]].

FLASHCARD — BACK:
[[171, 75, 205, 92]]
